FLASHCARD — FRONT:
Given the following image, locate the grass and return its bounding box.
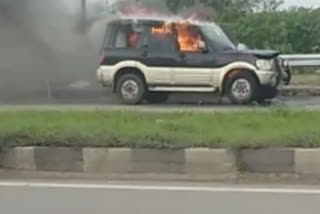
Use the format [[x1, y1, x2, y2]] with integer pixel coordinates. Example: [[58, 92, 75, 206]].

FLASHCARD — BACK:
[[0, 109, 320, 149], [291, 74, 320, 86]]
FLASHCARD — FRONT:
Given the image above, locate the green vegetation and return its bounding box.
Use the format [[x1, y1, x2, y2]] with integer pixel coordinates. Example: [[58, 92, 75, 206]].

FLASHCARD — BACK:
[[227, 8, 320, 54], [1, 109, 320, 149], [292, 74, 320, 86], [137, 0, 320, 54]]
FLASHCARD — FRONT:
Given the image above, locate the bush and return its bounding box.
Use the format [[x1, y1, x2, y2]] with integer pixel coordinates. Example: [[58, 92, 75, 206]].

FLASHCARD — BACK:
[[222, 8, 320, 54]]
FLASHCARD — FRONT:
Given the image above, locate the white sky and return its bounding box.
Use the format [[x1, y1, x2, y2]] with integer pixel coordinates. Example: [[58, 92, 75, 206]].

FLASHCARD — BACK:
[[63, 0, 320, 13], [283, 0, 320, 8]]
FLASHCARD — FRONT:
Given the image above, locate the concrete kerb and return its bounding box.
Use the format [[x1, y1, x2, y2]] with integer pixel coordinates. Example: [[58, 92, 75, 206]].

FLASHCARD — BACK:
[[84, 148, 132, 173], [0, 147, 36, 170], [1, 147, 320, 179], [185, 148, 237, 174], [295, 148, 320, 176], [238, 148, 295, 173], [34, 147, 83, 172]]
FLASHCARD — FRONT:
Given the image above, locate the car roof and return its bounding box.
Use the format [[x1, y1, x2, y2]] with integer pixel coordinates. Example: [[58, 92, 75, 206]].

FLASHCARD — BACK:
[[109, 17, 215, 27], [109, 18, 164, 26]]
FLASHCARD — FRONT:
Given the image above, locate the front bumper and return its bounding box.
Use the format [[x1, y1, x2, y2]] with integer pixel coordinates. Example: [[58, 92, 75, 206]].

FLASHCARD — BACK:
[[256, 57, 291, 87], [257, 70, 279, 87]]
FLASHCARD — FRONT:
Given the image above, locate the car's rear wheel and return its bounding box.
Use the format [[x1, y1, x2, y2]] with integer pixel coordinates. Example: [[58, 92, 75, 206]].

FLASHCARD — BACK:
[[226, 71, 258, 105], [116, 73, 146, 105], [145, 92, 169, 104]]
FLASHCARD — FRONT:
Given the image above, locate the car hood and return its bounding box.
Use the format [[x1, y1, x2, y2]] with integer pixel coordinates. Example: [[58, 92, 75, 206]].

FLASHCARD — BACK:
[[242, 49, 279, 59], [226, 49, 280, 59]]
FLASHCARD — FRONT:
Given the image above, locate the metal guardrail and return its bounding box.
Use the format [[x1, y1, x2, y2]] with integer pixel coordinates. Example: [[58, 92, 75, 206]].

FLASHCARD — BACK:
[[280, 54, 320, 67]]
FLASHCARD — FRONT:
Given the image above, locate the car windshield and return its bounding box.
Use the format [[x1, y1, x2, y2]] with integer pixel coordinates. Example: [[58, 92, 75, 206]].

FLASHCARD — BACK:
[[201, 23, 235, 51]]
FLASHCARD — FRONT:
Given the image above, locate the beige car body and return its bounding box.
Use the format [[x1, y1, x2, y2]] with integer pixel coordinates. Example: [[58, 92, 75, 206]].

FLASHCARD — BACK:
[[97, 60, 278, 93]]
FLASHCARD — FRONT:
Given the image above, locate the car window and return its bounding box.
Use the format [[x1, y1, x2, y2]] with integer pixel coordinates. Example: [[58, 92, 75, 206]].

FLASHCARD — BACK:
[[148, 24, 176, 52], [103, 24, 114, 49], [114, 28, 129, 48], [112, 24, 145, 49], [175, 24, 207, 53], [201, 24, 235, 51], [147, 32, 176, 52]]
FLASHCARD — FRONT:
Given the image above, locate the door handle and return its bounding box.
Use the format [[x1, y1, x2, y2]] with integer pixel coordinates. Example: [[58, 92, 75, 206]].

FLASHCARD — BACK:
[[142, 50, 148, 57]]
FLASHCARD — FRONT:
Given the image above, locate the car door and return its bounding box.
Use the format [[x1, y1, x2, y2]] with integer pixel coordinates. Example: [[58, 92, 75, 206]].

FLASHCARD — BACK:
[[173, 26, 217, 87], [140, 29, 177, 86], [174, 52, 217, 86]]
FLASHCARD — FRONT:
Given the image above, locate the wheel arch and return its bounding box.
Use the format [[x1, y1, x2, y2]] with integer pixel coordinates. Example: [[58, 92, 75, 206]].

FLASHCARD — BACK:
[[220, 68, 260, 95], [113, 67, 147, 93]]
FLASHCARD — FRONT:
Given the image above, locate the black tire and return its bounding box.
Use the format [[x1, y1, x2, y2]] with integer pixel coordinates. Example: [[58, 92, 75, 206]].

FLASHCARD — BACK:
[[225, 71, 258, 105], [145, 92, 169, 104], [116, 73, 146, 105], [254, 86, 278, 105]]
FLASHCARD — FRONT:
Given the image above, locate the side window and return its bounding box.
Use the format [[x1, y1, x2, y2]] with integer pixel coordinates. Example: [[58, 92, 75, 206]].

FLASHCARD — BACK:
[[103, 24, 115, 49], [112, 24, 145, 49], [175, 24, 207, 53], [148, 23, 176, 52], [114, 28, 128, 48]]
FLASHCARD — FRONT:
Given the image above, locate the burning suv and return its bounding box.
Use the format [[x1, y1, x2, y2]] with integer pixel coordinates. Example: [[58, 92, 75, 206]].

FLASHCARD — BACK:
[[97, 18, 290, 105]]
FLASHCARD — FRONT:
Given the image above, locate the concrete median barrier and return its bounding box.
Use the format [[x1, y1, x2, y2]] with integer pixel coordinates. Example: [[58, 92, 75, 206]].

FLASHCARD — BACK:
[[239, 149, 295, 173], [34, 147, 83, 172], [84, 148, 132, 173], [295, 149, 320, 176], [130, 149, 186, 173], [185, 148, 236, 174], [2, 147, 320, 180], [0, 147, 36, 170]]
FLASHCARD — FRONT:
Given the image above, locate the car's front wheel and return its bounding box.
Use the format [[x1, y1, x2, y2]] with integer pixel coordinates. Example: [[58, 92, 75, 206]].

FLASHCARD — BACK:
[[255, 86, 278, 104], [225, 71, 258, 105], [116, 73, 146, 105]]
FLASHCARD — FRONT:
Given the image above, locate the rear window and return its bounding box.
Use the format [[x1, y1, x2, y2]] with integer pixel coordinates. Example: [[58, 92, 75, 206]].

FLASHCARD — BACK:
[[106, 23, 146, 49], [103, 24, 114, 49]]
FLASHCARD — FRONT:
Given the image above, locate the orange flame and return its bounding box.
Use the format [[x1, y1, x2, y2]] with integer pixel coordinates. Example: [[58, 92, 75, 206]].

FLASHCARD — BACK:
[[175, 22, 202, 52], [151, 21, 203, 52], [151, 22, 173, 35]]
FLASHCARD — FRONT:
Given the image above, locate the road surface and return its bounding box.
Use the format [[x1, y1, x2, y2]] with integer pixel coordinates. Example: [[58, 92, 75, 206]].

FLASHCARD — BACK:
[[1, 96, 320, 112], [0, 97, 320, 112], [0, 180, 319, 214]]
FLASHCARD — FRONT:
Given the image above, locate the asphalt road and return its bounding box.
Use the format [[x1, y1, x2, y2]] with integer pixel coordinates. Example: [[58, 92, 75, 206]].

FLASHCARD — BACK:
[[1, 95, 320, 112], [0, 181, 319, 214]]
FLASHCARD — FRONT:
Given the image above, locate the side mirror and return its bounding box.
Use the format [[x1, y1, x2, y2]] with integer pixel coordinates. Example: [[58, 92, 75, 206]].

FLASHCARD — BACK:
[[198, 41, 207, 52], [237, 43, 248, 50]]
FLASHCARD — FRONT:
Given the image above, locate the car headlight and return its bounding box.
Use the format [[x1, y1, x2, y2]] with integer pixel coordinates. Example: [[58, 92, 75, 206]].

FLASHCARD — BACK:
[[256, 59, 273, 71]]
